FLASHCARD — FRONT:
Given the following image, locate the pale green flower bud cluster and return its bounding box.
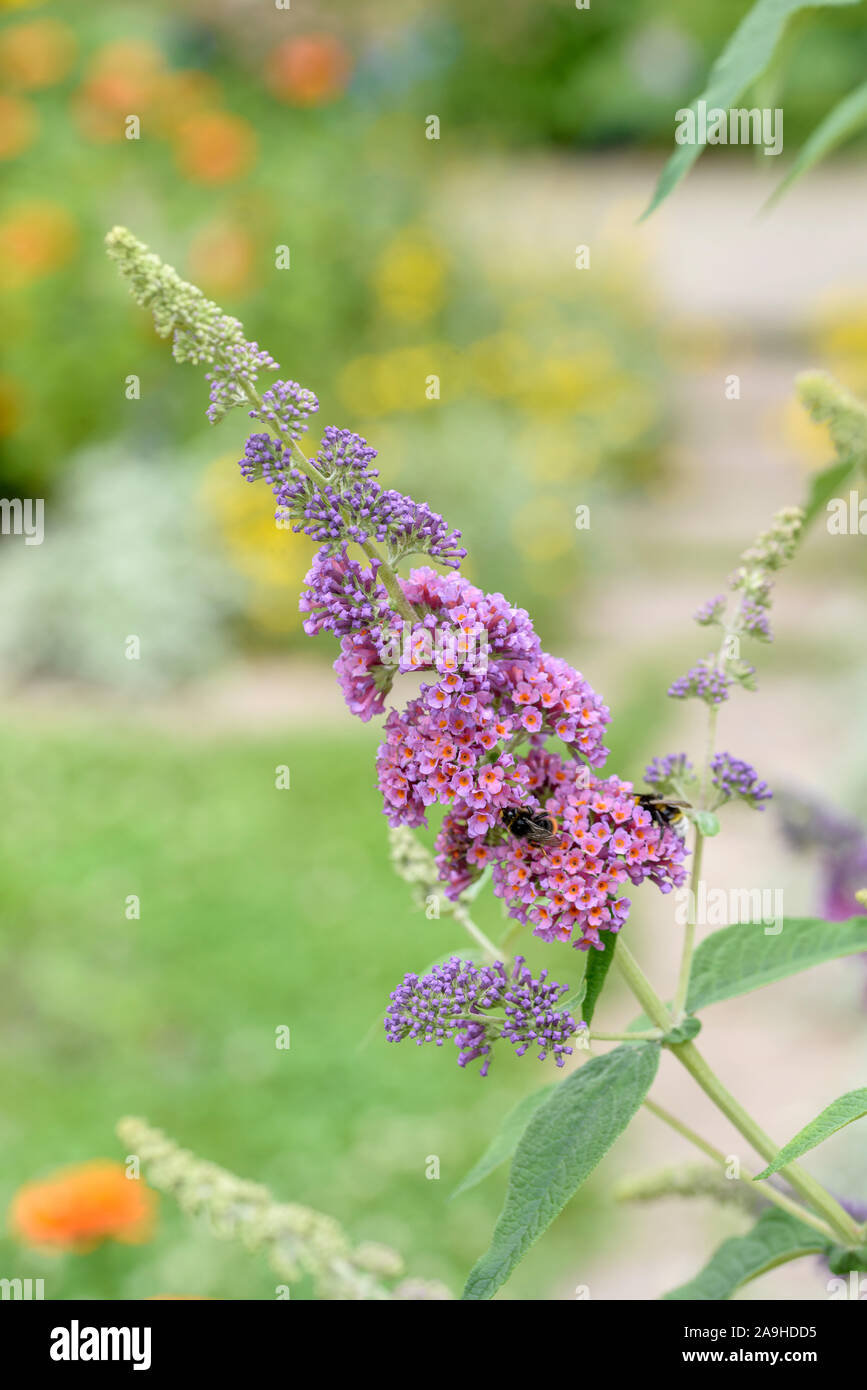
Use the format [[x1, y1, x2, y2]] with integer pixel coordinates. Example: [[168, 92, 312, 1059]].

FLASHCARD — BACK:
[[797, 370, 867, 467], [737, 504, 805, 576], [117, 1117, 451, 1301], [389, 825, 442, 908], [613, 1162, 763, 1214], [105, 227, 278, 423]]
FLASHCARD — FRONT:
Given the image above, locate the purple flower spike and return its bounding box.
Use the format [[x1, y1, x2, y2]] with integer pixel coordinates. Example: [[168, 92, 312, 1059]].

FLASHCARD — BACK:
[[384, 955, 580, 1077], [668, 659, 732, 706], [272, 426, 466, 569], [645, 752, 694, 788], [711, 752, 772, 810], [250, 378, 318, 441]]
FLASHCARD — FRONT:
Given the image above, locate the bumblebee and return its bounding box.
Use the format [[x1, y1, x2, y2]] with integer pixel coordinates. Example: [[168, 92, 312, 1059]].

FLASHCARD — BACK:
[[635, 792, 689, 831], [501, 806, 561, 847]]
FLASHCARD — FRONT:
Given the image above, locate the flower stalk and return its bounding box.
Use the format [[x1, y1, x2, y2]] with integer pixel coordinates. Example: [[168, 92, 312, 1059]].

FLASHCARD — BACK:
[[615, 943, 862, 1248]]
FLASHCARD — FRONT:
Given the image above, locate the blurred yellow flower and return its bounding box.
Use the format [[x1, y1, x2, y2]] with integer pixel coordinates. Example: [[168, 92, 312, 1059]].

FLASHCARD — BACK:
[[515, 419, 599, 483], [511, 495, 574, 565], [516, 349, 617, 416], [774, 398, 834, 472], [812, 290, 867, 395], [467, 332, 531, 398], [201, 456, 310, 636], [373, 229, 448, 323], [0, 18, 75, 90], [338, 344, 458, 417]]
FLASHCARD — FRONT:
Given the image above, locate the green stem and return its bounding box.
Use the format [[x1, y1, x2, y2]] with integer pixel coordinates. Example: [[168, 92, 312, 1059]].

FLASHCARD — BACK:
[[672, 827, 704, 1022], [498, 917, 527, 955], [670, 1040, 863, 1248], [672, 675, 720, 1021], [616, 940, 862, 1247], [614, 938, 673, 1032], [450, 901, 507, 964], [699, 702, 720, 809], [643, 1098, 838, 1243], [590, 1028, 662, 1042]]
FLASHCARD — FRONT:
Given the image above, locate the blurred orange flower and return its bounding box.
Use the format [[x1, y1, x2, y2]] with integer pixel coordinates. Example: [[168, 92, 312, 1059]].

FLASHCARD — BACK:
[[151, 68, 220, 136], [0, 201, 77, 288], [0, 18, 76, 90], [74, 39, 164, 142], [0, 91, 36, 159], [265, 34, 352, 107], [9, 1161, 157, 1252], [174, 110, 257, 184], [189, 219, 256, 296]]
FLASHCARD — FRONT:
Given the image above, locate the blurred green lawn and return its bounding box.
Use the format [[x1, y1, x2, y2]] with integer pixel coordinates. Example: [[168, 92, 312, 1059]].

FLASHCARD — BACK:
[[0, 692, 666, 1299]]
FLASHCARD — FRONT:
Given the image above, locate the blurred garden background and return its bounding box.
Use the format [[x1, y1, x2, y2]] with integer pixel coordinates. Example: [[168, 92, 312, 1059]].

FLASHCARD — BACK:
[[0, 0, 866, 1299]]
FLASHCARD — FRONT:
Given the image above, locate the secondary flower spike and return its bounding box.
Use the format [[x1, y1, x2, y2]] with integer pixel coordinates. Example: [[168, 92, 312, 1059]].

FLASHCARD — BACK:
[[384, 955, 581, 1076], [710, 752, 772, 810], [669, 505, 804, 703]]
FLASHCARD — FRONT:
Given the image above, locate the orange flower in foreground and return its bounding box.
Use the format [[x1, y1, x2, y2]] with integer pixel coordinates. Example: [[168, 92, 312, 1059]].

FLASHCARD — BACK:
[[9, 1161, 157, 1252], [265, 34, 352, 107]]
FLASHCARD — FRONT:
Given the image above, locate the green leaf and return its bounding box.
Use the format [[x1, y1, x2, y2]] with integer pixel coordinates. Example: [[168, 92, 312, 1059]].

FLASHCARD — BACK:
[[641, 0, 861, 219], [561, 981, 587, 1014], [801, 457, 859, 526], [828, 1244, 867, 1274], [450, 1084, 557, 1200], [768, 79, 867, 206], [462, 1043, 659, 1300], [690, 810, 721, 837], [662, 1016, 702, 1045], [582, 932, 618, 1028], [686, 916, 867, 1013], [664, 1209, 830, 1299], [754, 1088, 867, 1179]]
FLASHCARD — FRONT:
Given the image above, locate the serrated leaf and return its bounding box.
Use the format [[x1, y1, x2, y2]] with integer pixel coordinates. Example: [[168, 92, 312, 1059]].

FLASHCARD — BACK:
[[462, 1043, 659, 1300], [641, 0, 861, 219], [755, 1088, 867, 1179], [450, 1084, 557, 1200], [768, 79, 867, 206], [582, 932, 618, 1027], [686, 916, 867, 1013], [664, 1209, 829, 1300]]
